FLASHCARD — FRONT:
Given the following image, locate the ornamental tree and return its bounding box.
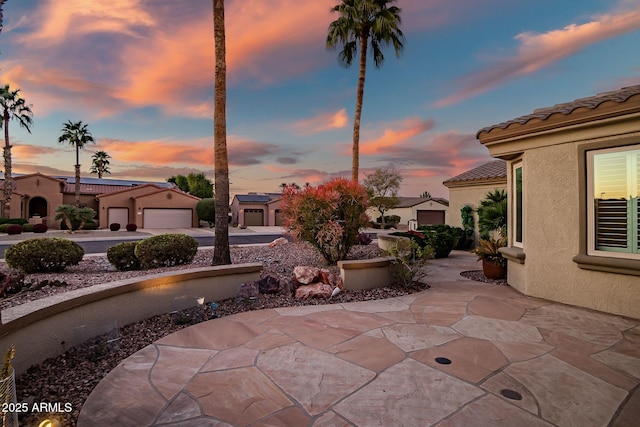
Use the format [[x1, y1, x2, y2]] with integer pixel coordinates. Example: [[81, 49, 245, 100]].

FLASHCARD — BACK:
[[281, 177, 369, 264]]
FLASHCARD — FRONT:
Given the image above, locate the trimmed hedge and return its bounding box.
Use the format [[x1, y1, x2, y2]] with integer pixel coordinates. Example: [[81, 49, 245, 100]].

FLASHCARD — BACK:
[[134, 234, 198, 269], [7, 224, 23, 235], [5, 238, 84, 273], [0, 218, 28, 226], [33, 223, 48, 233], [110, 223, 121, 231], [107, 241, 141, 271], [126, 223, 137, 232]]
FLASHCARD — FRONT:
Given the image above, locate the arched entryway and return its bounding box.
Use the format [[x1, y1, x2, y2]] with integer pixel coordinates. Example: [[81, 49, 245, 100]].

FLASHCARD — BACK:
[[29, 196, 48, 218]]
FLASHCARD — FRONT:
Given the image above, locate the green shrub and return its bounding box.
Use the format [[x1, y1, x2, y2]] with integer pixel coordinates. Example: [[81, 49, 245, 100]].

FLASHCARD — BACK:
[[0, 218, 28, 226], [418, 225, 456, 258], [22, 223, 34, 232], [82, 221, 98, 230], [196, 198, 215, 227], [0, 224, 10, 233], [134, 234, 198, 269], [5, 238, 84, 273], [107, 241, 141, 271]]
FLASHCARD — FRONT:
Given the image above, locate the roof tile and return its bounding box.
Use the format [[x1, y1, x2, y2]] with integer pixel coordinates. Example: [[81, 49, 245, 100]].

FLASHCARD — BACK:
[[443, 160, 506, 185]]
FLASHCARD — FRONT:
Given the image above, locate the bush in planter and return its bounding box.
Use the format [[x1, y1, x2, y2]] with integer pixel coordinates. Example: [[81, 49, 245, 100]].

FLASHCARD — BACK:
[[126, 223, 137, 232], [109, 223, 121, 231], [33, 223, 48, 233], [6, 224, 22, 235], [5, 238, 84, 273], [473, 237, 507, 280], [107, 241, 141, 271], [134, 234, 198, 269]]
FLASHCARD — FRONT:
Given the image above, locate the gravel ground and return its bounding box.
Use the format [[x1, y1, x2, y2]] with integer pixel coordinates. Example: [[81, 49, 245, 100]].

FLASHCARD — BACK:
[[8, 241, 439, 427]]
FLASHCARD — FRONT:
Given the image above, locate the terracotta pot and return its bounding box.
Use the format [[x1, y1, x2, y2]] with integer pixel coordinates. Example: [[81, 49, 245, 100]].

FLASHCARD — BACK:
[[482, 259, 506, 280]]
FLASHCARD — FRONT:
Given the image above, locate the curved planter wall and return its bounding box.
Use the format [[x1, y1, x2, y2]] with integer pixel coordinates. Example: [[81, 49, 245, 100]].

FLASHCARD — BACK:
[[0, 263, 262, 375]]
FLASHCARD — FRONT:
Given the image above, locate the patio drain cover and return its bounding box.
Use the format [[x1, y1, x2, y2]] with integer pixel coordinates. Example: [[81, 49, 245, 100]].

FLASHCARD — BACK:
[[435, 357, 452, 365], [500, 389, 523, 400]]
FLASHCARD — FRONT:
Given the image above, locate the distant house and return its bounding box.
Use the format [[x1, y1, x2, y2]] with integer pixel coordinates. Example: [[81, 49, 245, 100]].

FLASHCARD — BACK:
[[230, 193, 283, 227], [443, 160, 507, 244], [366, 197, 449, 227], [477, 85, 640, 319], [0, 173, 200, 229]]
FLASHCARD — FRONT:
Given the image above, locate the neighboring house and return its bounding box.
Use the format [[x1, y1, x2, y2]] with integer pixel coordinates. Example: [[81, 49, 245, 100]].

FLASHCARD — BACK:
[[96, 184, 201, 229], [230, 193, 283, 227], [366, 197, 449, 227], [443, 160, 507, 245], [0, 173, 199, 229], [476, 85, 640, 319]]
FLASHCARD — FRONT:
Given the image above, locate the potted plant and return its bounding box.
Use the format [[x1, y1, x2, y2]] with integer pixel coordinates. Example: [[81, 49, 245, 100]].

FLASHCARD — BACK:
[[473, 237, 507, 279], [1, 346, 18, 427]]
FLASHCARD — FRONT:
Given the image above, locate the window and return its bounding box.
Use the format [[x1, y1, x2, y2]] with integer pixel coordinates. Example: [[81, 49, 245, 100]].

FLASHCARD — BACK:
[[587, 145, 639, 259], [512, 161, 523, 248]]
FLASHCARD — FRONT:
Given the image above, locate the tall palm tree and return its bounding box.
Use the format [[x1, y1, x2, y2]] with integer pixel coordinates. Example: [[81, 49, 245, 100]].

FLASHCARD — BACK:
[[90, 150, 111, 178], [58, 120, 95, 206], [327, 0, 404, 182], [212, 0, 231, 265], [0, 85, 33, 218]]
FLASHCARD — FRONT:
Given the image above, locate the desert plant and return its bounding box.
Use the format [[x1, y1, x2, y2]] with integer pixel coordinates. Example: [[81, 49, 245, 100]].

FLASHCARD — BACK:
[[109, 223, 121, 231], [0, 224, 8, 233], [385, 238, 432, 288], [357, 232, 372, 245], [0, 271, 25, 298], [22, 223, 33, 232], [126, 223, 137, 232], [0, 218, 27, 225], [134, 234, 198, 269], [6, 238, 84, 273], [478, 190, 507, 239], [77, 207, 96, 229], [82, 220, 97, 230], [196, 198, 215, 227], [55, 204, 77, 231], [473, 237, 508, 268], [107, 241, 141, 271], [281, 177, 369, 264], [6, 224, 22, 235], [32, 223, 47, 233]]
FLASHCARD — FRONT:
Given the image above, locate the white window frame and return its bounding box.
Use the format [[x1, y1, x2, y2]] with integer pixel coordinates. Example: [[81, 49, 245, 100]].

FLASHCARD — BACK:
[[586, 144, 639, 260], [512, 161, 523, 248]]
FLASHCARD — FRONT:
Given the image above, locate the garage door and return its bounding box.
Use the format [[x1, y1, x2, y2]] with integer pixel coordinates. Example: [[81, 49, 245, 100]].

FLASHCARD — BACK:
[[417, 210, 445, 226], [244, 209, 264, 226], [143, 209, 192, 229], [274, 209, 284, 226], [108, 208, 129, 228]]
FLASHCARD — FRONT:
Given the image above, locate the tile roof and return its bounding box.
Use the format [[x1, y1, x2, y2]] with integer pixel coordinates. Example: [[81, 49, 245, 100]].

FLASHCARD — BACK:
[[476, 85, 640, 136], [443, 160, 506, 186]]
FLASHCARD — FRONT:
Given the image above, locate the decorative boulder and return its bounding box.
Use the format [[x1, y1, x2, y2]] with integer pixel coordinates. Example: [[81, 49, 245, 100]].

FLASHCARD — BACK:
[[293, 266, 320, 284], [295, 283, 334, 299], [237, 282, 259, 299], [268, 237, 288, 247], [257, 275, 280, 294]]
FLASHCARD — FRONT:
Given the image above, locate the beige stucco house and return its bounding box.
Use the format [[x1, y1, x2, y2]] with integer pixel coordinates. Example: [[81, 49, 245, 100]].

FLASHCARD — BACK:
[[230, 193, 283, 227], [477, 85, 640, 319], [367, 197, 449, 227], [0, 173, 199, 229], [443, 160, 507, 244]]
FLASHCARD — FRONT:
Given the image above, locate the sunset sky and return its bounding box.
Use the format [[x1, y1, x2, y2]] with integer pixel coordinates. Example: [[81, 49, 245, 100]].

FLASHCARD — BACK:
[[1, 0, 639, 199]]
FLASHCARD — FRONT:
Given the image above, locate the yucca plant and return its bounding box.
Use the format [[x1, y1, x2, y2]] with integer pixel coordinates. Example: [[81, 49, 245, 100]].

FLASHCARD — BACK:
[[473, 237, 507, 268]]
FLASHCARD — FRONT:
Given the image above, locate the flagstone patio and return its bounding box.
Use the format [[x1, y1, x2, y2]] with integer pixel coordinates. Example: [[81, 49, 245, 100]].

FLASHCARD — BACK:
[[78, 252, 640, 426]]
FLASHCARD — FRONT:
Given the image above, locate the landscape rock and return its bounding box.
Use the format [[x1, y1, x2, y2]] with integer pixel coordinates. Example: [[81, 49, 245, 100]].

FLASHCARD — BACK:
[[237, 282, 259, 299], [268, 237, 288, 247], [295, 283, 333, 299], [257, 275, 280, 294], [293, 266, 320, 284]]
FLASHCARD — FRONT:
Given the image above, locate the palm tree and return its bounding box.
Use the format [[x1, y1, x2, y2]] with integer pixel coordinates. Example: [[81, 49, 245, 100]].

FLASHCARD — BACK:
[[212, 0, 231, 265], [327, 0, 404, 182], [478, 189, 508, 239], [90, 150, 111, 178], [0, 85, 33, 218], [58, 120, 95, 206]]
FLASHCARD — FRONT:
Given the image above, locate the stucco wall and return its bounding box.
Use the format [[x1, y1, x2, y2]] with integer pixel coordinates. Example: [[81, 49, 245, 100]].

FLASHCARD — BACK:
[[514, 142, 640, 319], [10, 175, 65, 227], [447, 183, 506, 246], [97, 185, 161, 228], [135, 190, 200, 228]]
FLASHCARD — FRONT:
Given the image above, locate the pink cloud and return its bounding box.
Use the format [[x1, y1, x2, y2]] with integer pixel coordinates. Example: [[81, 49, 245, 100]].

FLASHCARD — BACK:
[[434, 7, 640, 107], [12, 145, 58, 159], [360, 118, 434, 154], [289, 109, 349, 134]]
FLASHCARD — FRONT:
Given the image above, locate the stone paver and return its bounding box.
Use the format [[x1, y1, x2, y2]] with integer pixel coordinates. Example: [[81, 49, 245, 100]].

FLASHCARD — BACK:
[[78, 252, 640, 427]]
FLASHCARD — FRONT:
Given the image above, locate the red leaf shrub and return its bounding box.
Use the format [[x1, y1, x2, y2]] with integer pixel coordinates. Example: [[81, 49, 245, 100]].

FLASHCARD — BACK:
[[126, 223, 137, 232], [7, 224, 23, 235], [109, 223, 121, 231], [281, 178, 369, 264], [33, 223, 48, 233]]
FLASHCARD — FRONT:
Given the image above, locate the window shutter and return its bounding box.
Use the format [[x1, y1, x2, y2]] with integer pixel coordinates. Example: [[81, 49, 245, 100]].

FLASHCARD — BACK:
[[595, 199, 628, 249]]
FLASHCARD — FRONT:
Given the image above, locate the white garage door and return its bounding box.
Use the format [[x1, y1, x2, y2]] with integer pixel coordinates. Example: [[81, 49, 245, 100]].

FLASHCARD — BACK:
[[108, 208, 129, 227], [143, 209, 192, 229]]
